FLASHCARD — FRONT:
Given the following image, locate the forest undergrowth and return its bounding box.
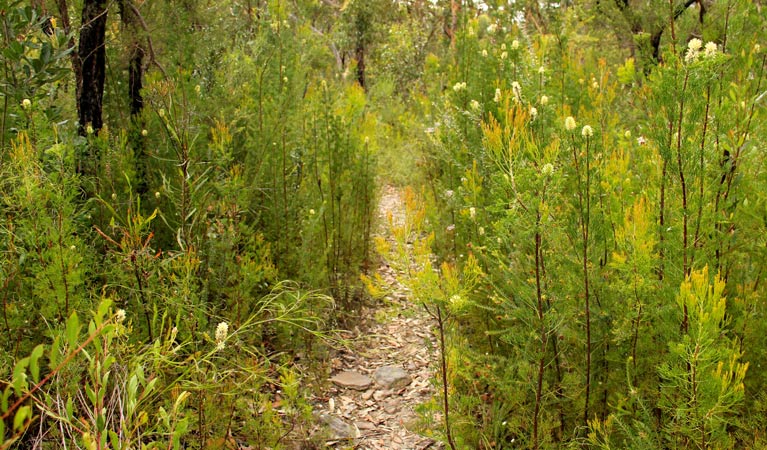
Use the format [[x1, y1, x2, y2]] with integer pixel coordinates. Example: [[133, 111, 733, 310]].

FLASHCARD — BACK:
[[2, 0, 767, 448]]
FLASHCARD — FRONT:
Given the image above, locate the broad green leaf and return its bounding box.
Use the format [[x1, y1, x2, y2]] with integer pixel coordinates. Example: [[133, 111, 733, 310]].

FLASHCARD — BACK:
[[128, 374, 138, 396], [49, 336, 61, 369], [13, 405, 30, 431], [66, 312, 81, 348], [103, 355, 116, 372], [2, 387, 10, 410], [144, 377, 158, 397], [96, 412, 105, 432], [173, 391, 191, 411], [86, 385, 96, 405], [96, 299, 112, 322], [12, 357, 30, 397], [108, 430, 120, 450], [29, 344, 45, 383]]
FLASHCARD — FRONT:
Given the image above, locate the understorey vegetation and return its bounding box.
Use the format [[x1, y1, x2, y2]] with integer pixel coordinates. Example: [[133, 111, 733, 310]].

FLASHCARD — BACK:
[[1, 0, 766, 448]]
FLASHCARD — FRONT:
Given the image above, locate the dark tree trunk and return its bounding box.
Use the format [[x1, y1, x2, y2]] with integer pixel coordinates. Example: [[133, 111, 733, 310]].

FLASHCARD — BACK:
[[78, 0, 108, 136], [55, 0, 83, 109], [128, 45, 145, 117], [119, 0, 148, 194], [355, 43, 366, 89], [650, 29, 663, 63], [129, 44, 148, 194]]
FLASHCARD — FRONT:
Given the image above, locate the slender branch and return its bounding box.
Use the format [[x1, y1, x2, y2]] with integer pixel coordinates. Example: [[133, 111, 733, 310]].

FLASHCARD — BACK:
[[533, 204, 546, 450], [127, 2, 168, 78], [436, 306, 456, 450], [676, 71, 690, 332]]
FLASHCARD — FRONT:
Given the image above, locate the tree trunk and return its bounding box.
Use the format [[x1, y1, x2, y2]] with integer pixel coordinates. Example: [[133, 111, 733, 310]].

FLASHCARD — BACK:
[[650, 29, 663, 63], [355, 43, 366, 90], [119, 0, 148, 194], [78, 0, 108, 136], [55, 0, 83, 112], [446, 0, 459, 46], [128, 45, 144, 118]]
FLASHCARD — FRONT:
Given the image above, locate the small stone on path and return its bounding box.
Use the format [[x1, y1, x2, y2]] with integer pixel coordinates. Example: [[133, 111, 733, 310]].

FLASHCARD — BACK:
[[355, 420, 376, 431], [316, 412, 359, 440], [374, 365, 412, 390], [384, 402, 399, 414], [330, 371, 373, 390]]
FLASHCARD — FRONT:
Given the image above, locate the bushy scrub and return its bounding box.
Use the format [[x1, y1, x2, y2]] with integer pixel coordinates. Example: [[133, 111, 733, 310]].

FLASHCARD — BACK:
[[405, 3, 767, 448], [0, 1, 378, 446]]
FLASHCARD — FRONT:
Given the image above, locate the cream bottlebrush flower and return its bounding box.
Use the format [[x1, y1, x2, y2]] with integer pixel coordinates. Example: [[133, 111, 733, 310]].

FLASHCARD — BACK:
[[486, 23, 497, 34], [21, 98, 31, 110], [704, 41, 718, 58], [494, 88, 502, 103], [470, 99, 481, 111], [582, 125, 594, 138], [624, 130, 631, 139], [501, 43, 506, 51], [452, 81, 467, 92], [565, 116, 577, 131], [685, 38, 703, 63], [540, 95, 549, 105], [511, 81, 522, 101], [501, 51, 508, 60], [469, 207, 476, 219], [115, 309, 126, 323], [529, 106, 538, 119], [481, 49, 488, 57], [688, 38, 703, 51], [541, 163, 555, 177], [448, 294, 467, 311], [511, 39, 520, 50], [215, 322, 229, 350], [754, 43, 761, 54], [538, 66, 545, 75]]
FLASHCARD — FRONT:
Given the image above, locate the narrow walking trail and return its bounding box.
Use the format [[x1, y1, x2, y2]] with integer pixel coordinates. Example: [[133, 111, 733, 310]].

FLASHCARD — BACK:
[[313, 186, 441, 449]]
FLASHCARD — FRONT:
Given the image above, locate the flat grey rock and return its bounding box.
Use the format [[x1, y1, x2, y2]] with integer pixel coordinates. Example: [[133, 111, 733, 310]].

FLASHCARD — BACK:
[[374, 365, 412, 390], [315, 412, 359, 440], [330, 371, 373, 390]]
